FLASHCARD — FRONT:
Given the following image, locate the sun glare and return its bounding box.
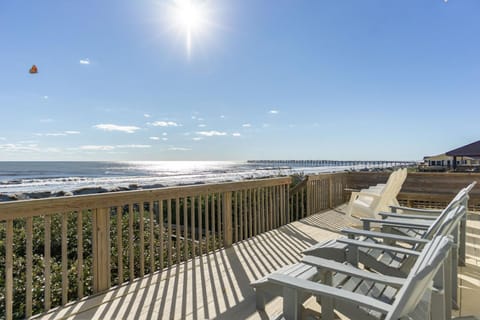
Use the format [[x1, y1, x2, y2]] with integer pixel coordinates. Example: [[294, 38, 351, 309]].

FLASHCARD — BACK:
[[167, 0, 211, 58]]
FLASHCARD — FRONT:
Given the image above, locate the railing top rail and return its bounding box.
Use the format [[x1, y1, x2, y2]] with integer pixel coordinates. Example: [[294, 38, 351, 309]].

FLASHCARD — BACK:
[[0, 176, 291, 220], [303, 172, 346, 181]]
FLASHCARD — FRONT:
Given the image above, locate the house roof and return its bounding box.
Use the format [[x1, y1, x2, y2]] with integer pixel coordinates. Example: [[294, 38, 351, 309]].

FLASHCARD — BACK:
[[446, 140, 480, 157]]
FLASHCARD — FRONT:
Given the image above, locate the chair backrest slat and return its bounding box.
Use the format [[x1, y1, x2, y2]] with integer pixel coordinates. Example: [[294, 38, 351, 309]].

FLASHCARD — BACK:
[[387, 236, 452, 319]]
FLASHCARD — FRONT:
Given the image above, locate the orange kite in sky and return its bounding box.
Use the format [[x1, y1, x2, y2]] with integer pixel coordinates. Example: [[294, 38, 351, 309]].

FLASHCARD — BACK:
[[29, 65, 38, 74]]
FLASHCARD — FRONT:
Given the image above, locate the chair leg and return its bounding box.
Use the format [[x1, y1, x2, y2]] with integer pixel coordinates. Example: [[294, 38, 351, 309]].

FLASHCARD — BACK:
[[255, 289, 266, 311], [432, 263, 446, 320], [283, 287, 302, 320], [459, 215, 466, 266]]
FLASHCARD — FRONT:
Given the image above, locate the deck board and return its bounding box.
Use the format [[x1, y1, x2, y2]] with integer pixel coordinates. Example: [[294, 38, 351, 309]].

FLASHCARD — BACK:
[[33, 208, 480, 320]]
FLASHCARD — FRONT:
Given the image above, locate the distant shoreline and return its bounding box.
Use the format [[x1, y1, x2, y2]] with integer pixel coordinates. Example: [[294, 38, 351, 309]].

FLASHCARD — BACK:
[[0, 166, 402, 202]]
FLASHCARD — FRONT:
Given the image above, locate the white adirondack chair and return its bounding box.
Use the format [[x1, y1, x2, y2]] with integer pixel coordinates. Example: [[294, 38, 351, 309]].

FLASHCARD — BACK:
[[266, 236, 453, 320], [345, 169, 406, 219], [303, 182, 475, 310]]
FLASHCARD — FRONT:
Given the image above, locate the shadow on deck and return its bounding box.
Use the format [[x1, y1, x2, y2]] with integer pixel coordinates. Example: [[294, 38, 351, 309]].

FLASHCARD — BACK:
[[34, 208, 480, 320]]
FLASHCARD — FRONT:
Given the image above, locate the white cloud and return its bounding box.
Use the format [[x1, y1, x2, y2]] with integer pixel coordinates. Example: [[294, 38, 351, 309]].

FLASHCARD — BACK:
[[196, 131, 227, 137], [0, 137, 6, 140], [269, 110, 279, 114], [79, 58, 90, 65], [232, 133, 241, 137], [149, 136, 160, 140], [80, 145, 115, 151], [262, 123, 270, 128], [220, 115, 225, 119], [0, 143, 40, 152], [36, 131, 80, 137], [168, 147, 191, 151], [40, 118, 54, 123], [151, 121, 179, 127], [162, 132, 168, 136], [242, 123, 251, 128], [79, 144, 150, 151], [116, 144, 151, 149], [94, 124, 140, 133], [144, 114, 151, 118], [162, 138, 168, 141], [45, 133, 67, 136], [43, 96, 49, 100], [197, 118, 204, 121], [191, 116, 197, 120], [198, 124, 207, 128], [193, 137, 203, 141]]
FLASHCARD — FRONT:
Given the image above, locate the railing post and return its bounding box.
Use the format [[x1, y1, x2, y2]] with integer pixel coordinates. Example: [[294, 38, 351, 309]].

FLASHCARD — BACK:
[[93, 207, 111, 293], [223, 192, 233, 247], [329, 176, 334, 208], [306, 177, 311, 216]]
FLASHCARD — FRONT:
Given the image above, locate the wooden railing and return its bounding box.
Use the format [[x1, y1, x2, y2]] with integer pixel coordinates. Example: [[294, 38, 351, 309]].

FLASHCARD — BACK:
[[345, 171, 480, 212], [290, 173, 348, 218], [2, 171, 480, 319], [0, 177, 291, 320]]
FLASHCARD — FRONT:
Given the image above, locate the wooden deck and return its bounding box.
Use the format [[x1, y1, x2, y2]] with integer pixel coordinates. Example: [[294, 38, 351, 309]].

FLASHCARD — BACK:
[[33, 208, 480, 320]]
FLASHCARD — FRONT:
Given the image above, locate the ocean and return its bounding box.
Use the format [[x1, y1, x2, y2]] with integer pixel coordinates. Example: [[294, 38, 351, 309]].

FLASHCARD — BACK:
[[0, 161, 390, 198]]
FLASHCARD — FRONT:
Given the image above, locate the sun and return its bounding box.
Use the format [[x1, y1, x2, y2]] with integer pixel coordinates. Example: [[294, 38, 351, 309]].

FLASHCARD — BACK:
[[167, 0, 211, 58]]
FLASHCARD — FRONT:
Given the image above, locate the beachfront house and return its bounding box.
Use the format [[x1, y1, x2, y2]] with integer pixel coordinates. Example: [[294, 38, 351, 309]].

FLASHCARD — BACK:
[[422, 140, 480, 171]]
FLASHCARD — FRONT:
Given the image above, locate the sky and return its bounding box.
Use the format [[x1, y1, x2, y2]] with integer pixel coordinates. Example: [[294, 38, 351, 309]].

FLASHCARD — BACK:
[[0, 0, 479, 161]]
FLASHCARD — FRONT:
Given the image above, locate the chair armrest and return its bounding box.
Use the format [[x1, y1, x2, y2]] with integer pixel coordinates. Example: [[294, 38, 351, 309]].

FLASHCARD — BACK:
[[389, 205, 442, 215], [378, 212, 437, 220], [337, 238, 421, 256], [302, 256, 405, 288], [361, 218, 431, 230], [354, 191, 383, 198], [268, 274, 393, 313], [344, 188, 360, 192], [341, 228, 430, 245]]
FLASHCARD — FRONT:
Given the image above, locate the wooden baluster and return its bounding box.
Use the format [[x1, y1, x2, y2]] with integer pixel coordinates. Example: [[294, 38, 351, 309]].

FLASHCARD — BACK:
[[217, 193, 222, 248], [184, 197, 188, 260], [5, 219, 13, 320], [139, 203, 145, 277], [284, 185, 287, 224], [167, 199, 173, 266], [223, 192, 232, 247], [262, 188, 266, 232], [116, 206, 123, 284], [93, 208, 110, 292], [62, 212, 68, 304], [45, 215, 51, 310], [300, 189, 305, 218], [176, 198, 180, 264], [78, 211, 84, 298], [239, 191, 243, 241], [269, 187, 274, 230], [248, 189, 253, 238], [149, 201, 154, 273], [198, 196, 203, 255], [212, 194, 216, 250], [26, 217, 33, 317], [243, 190, 248, 239], [280, 185, 285, 225], [191, 196, 196, 257], [159, 200, 165, 270], [234, 191, 238, 243], [129, 204, 135, 280], [257, 189, 261, 234], [205, 194, 210, 252], [253, 189, 258, 236]]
